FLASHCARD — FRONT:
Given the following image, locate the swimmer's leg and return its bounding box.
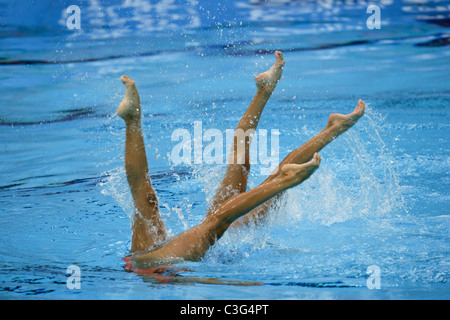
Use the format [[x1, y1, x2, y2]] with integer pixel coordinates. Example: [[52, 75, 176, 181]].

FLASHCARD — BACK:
[[234, 99, 366, 226], [205, 51, 285, 217], [133, 154, 321, 263], [117, 75, 166, 252], [270, 99, 366, 174]]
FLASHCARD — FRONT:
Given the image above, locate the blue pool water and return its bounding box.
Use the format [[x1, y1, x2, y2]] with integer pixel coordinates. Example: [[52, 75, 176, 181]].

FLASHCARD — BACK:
[[0, 0, 449, 299]]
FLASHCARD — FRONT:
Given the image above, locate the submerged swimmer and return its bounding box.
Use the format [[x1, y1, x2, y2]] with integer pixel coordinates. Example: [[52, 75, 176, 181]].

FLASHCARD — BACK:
[[116, 51, 365, 267]]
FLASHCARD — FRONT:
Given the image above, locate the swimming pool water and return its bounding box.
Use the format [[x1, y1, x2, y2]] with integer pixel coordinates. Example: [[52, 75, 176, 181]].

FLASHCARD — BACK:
[[0, 0, 449, 299]]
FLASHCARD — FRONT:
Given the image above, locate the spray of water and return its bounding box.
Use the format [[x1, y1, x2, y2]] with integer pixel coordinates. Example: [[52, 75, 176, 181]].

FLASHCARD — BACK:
[[98, 105, 408, 259], [274, 104, 407, 227], [200, 104, 409, 263]]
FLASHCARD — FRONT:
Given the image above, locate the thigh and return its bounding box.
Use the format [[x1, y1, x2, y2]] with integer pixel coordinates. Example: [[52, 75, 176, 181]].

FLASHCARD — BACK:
[[206, 163, 250, 217], [230, 192, 285, 229]]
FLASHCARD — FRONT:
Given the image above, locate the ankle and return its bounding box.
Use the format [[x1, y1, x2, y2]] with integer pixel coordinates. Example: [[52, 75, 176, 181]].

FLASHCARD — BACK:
[[256, 87, 274, 97], [326, 114, 350, 132], [125, 116, 141, 129]]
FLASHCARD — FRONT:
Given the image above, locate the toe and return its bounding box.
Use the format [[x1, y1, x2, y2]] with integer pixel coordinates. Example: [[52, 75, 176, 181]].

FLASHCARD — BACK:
[[356, 100, 366, 115], [274, 51, 285, 65], [120, 75, 135, 86], [313, 153, 321, 166]]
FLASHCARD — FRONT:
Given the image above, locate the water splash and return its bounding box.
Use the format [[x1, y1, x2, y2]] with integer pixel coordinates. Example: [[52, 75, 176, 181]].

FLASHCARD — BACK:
[[99, 166, 134, 220], [98, 104, 408, 263], [272, 104, 408, 227]]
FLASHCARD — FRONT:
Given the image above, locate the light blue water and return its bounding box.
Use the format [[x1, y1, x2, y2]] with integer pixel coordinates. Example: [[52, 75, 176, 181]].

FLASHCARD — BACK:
[[0, 0, 449, 299]]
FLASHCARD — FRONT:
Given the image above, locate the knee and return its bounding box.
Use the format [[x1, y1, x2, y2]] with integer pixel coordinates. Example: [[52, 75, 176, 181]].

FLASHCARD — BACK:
[[203, 215, 230, 242], [130, 180, 158, 203]]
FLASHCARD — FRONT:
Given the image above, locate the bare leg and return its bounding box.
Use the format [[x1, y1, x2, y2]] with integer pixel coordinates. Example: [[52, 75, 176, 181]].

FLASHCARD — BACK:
[[132, 154, 321, 264], [268, 99, 366, 174], [117, 75, 166, 252], [234, 99, 366, 226], [206, 51, 285, 217]]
